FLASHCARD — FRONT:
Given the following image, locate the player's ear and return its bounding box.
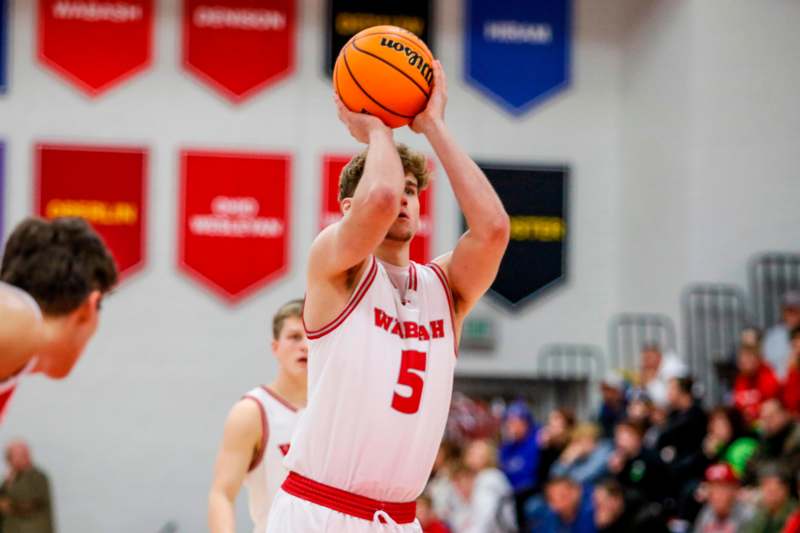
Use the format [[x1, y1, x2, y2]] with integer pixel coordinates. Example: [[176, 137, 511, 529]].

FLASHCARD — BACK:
[[340, 198, 352, 214], [72, 290, 101, 325], [271, 339, 280, 354]]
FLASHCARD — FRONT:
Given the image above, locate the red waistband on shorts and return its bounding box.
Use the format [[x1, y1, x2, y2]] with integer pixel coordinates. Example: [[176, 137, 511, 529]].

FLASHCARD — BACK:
[[281, 471, 417, 524]]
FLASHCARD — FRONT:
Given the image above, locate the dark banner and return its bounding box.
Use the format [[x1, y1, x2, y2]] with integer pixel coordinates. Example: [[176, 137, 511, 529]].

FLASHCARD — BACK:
[[0, 0, 7, 93], [465, 0, 570, 115], [478, 163, 568, 310], [38, 0, 154, 96], [325, 0, 432, 76], [182, 0, 296, 102]]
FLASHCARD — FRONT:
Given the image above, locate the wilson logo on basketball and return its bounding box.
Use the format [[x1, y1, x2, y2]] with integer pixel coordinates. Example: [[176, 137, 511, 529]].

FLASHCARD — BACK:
[[379, 38, 433, 85]]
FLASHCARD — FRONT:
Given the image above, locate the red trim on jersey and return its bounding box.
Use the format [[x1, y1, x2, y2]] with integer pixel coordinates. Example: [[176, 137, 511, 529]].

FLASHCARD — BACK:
[[427, 262, 458, 358], [242, 395, 269, 473], [261, 386, 300, 413], [281, 471, 417, 524], [0, 387, 17, 423], [409, 263, 417, 292], [305, 257, 378, 340]]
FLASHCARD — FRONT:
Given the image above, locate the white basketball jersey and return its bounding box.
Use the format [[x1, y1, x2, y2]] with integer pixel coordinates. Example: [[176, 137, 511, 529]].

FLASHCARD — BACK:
[[0, 282, 42, 422], [286, 256, 457, 502], [242, 386, 301, 533]]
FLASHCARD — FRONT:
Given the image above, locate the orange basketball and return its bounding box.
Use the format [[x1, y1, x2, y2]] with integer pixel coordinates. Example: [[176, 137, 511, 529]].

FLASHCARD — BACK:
[[334, 25, 435, 129]]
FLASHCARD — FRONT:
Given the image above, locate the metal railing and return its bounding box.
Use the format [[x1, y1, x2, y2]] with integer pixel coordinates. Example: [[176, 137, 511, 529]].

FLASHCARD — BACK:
[[748, 252, 800, 328], [682, 283, 749, 404], [608, 313, 677, 372]]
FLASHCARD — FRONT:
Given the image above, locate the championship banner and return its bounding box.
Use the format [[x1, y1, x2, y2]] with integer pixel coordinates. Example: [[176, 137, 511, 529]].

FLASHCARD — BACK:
[[38, 0, 154, 96], [35, 144, 147, 279], [465, 0, 571, 115], [0, 0, 8, 94], [182, 0, 296, 102], [478, 163, 567, 310], [325, 0, 432, 76], [321, 154, 433, 264], [179, 151, 290, 304]]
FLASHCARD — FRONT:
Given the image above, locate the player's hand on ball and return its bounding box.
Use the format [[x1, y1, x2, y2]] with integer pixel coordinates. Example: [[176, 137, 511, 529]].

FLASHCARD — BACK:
[[334, 92, 391, 144], [411, 60, 447, 135]]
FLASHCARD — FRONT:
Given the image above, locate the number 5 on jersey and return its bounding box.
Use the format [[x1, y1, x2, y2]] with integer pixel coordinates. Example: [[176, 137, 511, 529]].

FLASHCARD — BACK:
[[391, 350, 427, 414]]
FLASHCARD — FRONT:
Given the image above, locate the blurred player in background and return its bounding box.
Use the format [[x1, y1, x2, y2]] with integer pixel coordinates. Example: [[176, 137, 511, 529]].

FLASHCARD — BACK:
[[208, 299, 307, 533], [267, 61, 510, 531], [0, 217, 117, 421]]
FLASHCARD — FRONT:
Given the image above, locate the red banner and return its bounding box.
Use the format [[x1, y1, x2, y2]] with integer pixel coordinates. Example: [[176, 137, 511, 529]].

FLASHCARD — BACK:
[[321, 154, 433, 264], [35, 144, 147, 279], [182, 0, 296, 102], [38, 0, 153, 96], [179, 151, 291, 303]]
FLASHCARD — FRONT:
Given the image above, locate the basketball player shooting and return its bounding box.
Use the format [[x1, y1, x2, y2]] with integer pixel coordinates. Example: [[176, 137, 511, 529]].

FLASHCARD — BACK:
[[208, 299, 308, 533], [0, 217, 118, 422], [266, 60, 510, 531]]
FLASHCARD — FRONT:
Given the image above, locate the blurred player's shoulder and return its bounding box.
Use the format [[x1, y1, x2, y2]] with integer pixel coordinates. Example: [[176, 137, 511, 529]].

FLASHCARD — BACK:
[[0, 282, 43, 377]]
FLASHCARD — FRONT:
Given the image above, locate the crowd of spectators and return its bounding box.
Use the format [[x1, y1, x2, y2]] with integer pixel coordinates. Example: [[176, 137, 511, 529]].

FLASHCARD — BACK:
[[418, 290, 800, 533]]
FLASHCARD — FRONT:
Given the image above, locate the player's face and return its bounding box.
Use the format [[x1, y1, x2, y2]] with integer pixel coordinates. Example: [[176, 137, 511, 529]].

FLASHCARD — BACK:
[[272, 317, 308, 380], [385, 175, 420, 243]]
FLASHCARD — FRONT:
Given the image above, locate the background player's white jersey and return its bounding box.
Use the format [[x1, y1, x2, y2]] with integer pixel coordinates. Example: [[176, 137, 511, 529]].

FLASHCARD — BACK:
[[286, 256, 457, 502], [241, 386, 301, 533]]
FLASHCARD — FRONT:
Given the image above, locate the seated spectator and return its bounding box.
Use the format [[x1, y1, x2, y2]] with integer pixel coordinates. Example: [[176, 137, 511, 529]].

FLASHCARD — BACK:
[[783, 471, 800, 533], [607, 419, 669, 504], [499, 400, 539, 528], [597, 373, 627, 439], [0, 440, 54, 533], [536, 408, 576, 491], [745, 399, 800, 485], [782, 326, 800, 416], [639, 342, 688, 408], [428, 441, 462, 522], [657, 377, 708, 467], [625, 388, 661, 449], [700, 406, 759, 478], [764, 290, 800, 380], [593, 478, 667, 533], [416, 493, 451, 533], [742, 464, 797, 533], [550, 423, 613, 487], [734, 343, 781, 424], [537, 476, 595, 533], [692, 463, 752, 533], [453, 439, 516, 533]]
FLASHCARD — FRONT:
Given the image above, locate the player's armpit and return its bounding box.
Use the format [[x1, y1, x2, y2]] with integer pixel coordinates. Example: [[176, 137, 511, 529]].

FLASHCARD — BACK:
[[208, 399, 263, 533]]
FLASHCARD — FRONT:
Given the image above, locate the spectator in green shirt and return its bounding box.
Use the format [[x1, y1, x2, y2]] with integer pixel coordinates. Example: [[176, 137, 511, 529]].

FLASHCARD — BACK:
[[0, 440, 54, 533]]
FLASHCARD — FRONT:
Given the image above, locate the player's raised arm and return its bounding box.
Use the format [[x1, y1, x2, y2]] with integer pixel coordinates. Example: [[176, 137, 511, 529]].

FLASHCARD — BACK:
[[413, 61, 510, 321], [307, 94, 407, 282]]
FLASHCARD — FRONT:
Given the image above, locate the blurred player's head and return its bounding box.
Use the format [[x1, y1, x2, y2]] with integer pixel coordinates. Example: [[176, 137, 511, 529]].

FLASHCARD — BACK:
[[5, 440, 32, 472], [1, 217, 117, 378], [271, 299, 308, 383], [339, 143, 430, 244]]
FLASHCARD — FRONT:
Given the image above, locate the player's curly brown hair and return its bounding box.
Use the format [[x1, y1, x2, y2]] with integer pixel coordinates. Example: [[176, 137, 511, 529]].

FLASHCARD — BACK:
[[338, 143, 430, 201]]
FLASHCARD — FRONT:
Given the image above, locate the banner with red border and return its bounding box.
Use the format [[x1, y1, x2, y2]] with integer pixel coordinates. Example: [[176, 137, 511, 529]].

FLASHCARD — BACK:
[[35, 144, 147, 280], [179, 150, 291, 304], [320, 154, 433, 264], [182, 0, 296, 102]]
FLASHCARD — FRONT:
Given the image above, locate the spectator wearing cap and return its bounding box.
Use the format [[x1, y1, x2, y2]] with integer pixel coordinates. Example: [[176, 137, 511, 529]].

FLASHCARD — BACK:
[[534, 476, 595, 533], [607, 419, 670, 504], [734, 343, 781, 424], [744, 399, 800, 485], [550, 423, 613, 488], [499, 401, 540, 529], [764, 290, 800, 380], [639, 342, 688, 408], [597, 373, 627, 440], [782, 326, 800, 416], [742, 464, 798, 533], [693, 463, 752, 533]]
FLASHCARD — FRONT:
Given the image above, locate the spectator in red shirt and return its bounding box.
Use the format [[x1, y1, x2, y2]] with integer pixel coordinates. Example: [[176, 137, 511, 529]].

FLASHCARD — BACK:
[[783, 471, 800, 533], [734, 343, 781, 424], [416, 492, 451, 533], [782, 326, 800, 416]]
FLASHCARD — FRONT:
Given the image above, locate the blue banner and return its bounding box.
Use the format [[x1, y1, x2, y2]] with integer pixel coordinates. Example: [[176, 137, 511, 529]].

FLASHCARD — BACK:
[[465, 0, 570, 115], [0, 0, 6, 94]]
